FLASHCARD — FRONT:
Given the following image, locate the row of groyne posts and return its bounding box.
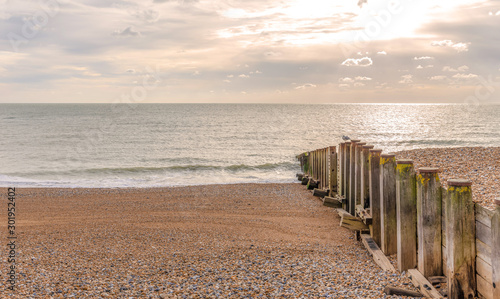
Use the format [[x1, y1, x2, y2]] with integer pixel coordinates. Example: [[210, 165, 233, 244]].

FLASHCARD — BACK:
[[296, 141, 500, 299]]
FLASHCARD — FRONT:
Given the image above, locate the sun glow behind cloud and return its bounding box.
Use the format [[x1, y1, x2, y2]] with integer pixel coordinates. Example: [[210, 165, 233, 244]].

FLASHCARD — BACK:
[[0, 0, 498, 103]]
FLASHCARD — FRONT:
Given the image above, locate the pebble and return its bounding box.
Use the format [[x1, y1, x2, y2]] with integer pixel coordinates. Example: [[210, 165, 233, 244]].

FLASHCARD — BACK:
[[396, 146, 500, 210], [2, 184, 420, 298]]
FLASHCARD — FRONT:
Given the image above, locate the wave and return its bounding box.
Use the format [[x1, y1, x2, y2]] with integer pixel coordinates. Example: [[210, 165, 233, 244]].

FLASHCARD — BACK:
[[5, 162, 299, 177]]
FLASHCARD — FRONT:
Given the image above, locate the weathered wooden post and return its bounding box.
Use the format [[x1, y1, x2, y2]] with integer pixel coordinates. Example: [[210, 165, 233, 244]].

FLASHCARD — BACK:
[[355, 142, 366, 208], [380, 153, 397, 255], [369, 149, 383, 246], [339, 143, 345, 196], [492, 198, 500, 299], [396, 159, 417, 271], [417, 167, 442, 277], [329, 146, 337, 195], [349, 139, 361, 215], [344, 141, 351, 212], [323, 147, 328, 190], [361, 145, 374, 209], [446, 179, 476, 299]]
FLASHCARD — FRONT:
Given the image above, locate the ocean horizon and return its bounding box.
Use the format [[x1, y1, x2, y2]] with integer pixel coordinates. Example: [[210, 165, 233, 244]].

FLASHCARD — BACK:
[[1, 103, 499, 188]]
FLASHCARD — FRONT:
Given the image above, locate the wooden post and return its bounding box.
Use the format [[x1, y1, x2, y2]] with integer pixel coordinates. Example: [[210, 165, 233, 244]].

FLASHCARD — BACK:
[[492, 198, 500, 299], [355, 142, 366, 208], [417, 167, 442, 277], [344, 141, 351, 212], [380, 153, 397, 255], [339, 143, 345, 196], [396, 159, 417, 272], [369, 149, 383, 246], [361, 145, 374, 209], [446, 179, 476, 299], [349, 139, 361, 215], [329, 146, 337, 195]]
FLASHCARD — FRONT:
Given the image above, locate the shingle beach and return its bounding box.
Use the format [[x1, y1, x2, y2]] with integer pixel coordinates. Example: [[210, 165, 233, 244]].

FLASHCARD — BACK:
[[396, 147, 500, 210], [1, 184, 417, 298]]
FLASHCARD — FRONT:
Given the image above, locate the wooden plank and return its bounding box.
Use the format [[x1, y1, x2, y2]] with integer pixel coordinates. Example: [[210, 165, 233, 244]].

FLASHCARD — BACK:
[[380, 153, 397, 255], [416, 168, 442, 277], [361, 234, 396, 272], [369, 149, 382, 247], [355, 142, 365, 207], [445, 180, 475, 298], [407, 269, 444, 299], [356, 205, 372, 225], [442, 245, 448, 277], [360, 145, 374, 210], [476, 238, 491, 266], [396, 160, 417, 272], [491, 206, 500, 299], [323, 196, 341, 208], [349, 140, 360, 215], [340, 213, 369, 232], [384, 286, 423, 297], [475, 203, 493, 228], [476, 220, 492, 247], [344, 142, 351, 213], [477, 273, 493, 299], [476, 255, 493, 284]]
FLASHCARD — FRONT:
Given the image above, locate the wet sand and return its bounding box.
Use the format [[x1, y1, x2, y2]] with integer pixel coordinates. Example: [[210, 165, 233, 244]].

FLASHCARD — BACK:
[[0, 184, 415, 298]]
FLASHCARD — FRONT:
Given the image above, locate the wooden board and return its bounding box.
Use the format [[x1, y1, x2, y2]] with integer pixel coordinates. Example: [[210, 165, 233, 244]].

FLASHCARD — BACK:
[[407, 269, 444, 299], [361, 234, 396, 272], [340, 213, 369, 232], [476, 255, 493, 284], [476, 220, 492, 247], [477, 273, 493, 299], [476, 239, 491, 266], [356, 205, 373, 225], [475, 204, 493, 228]]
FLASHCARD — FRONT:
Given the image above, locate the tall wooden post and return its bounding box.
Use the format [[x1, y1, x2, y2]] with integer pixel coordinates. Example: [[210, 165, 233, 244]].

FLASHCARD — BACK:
[[492, 198, 500, 299], [361, 145, 374, 209], [355, 142, 366, 208], [349, 139, 361, 215], [339, 143, 345, 196], [380, 153, 397, 255], [329, 146, 337, 195], [369, 149, 383, 246], [417, 167, 442, 277], [344, 141, 351, 212], [446, 179, 476, 299], [396, 159, 417, 271]]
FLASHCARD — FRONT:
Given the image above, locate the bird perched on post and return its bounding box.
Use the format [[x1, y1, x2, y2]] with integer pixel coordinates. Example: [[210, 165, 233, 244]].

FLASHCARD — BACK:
[[342, 135, 350, 141]]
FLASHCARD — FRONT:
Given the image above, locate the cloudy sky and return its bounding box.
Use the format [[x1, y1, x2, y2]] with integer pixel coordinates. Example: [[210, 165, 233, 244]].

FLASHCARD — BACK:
[[0, 0, 499, 103]]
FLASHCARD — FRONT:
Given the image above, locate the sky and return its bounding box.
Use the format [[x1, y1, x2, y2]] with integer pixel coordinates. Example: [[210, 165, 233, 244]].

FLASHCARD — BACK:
[[0, 0, 499, 103]]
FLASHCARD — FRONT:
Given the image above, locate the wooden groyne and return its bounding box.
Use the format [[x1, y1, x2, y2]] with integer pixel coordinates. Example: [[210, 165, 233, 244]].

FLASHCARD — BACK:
[[297, 142, 500, 299]]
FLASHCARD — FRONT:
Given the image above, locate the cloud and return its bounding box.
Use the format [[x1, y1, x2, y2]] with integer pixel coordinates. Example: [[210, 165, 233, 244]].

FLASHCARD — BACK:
[[398, 74, 413, 84], [134, 9, 160, 23], [339, 77, 354, 83], [377, 51, 387, 55], [355, 76, 372, 81], [357, 0, 368, 8], [414, 56, 434, 60], [341, 57, 373, 67], [429, 75, 447, 81], [353, 82, 365, 87], [416, 65, 423, 69], [295, 83, 317, 89], [112, 27, 140, 37], [452, 73, 478, 80], [431, 40, 470, 52], [238, 74, 249, 78], [442, 65, 469, 72]]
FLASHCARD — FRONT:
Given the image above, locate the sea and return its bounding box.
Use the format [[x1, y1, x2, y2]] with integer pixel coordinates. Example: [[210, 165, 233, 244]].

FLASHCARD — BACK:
[[1, 103, 499, 188]]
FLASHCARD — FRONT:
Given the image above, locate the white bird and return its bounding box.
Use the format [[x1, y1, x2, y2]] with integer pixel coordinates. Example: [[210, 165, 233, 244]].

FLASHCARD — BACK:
[[342, 135, 350, 141]]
